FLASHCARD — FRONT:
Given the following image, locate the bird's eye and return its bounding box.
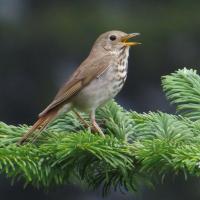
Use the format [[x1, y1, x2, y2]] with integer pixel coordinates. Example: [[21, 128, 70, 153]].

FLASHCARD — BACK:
[[109, 35, 117, 41]]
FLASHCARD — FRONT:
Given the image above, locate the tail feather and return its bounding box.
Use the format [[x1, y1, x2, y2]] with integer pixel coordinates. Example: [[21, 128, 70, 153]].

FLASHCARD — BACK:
[[18, 110, 58, 145]]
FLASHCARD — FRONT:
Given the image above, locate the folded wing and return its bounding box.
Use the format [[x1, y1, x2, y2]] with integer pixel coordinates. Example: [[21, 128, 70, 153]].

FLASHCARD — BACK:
[[39, 55, 113, 117]]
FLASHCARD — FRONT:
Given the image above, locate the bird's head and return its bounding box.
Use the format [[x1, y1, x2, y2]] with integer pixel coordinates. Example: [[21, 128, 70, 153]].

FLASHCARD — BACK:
[[91, 30, 141, 55]]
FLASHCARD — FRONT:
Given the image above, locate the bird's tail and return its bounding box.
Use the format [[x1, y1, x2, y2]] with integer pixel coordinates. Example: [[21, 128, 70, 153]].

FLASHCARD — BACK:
[[18, 109, 58, 145]]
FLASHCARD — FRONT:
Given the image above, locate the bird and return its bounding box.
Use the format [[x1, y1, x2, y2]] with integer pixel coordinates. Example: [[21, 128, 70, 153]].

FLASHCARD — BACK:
[[18, 30, 140, 145]]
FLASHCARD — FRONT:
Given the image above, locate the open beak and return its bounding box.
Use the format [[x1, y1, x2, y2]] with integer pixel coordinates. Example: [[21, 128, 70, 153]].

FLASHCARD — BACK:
[[120, 33, 141, 46]]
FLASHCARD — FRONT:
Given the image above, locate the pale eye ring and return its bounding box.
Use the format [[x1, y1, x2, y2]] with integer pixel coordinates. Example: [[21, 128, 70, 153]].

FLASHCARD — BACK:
[[109, 35, 117, 41]]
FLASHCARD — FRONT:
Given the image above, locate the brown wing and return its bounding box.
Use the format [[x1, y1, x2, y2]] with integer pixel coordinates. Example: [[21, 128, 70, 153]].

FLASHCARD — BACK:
[[39, 55, 113, 117]]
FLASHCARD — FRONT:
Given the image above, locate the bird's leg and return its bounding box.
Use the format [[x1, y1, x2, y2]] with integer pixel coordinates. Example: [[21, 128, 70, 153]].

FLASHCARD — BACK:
[[73, 110, 90, 128], [90, 110, 105, 137]]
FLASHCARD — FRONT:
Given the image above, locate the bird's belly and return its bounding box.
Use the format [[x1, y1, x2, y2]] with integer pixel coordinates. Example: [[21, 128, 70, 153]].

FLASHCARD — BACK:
[[72, 67, 127, 112]]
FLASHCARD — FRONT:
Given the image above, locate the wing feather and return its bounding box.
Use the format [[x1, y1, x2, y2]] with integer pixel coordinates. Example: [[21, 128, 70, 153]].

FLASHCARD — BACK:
[[39, 55, 113, 117]]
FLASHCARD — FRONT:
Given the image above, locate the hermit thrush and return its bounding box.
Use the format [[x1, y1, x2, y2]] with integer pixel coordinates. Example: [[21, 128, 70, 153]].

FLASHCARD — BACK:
[[19, 30, 140, 144]]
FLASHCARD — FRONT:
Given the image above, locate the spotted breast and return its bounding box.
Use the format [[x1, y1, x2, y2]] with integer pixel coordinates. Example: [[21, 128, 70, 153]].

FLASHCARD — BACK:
[[72, 46, 130, 113], [111, 46, 129, 97]]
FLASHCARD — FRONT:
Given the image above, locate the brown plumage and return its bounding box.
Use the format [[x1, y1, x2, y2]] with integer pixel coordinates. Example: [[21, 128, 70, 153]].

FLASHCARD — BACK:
[[18, 30, 140, 145], [18, 108, 59, 144]]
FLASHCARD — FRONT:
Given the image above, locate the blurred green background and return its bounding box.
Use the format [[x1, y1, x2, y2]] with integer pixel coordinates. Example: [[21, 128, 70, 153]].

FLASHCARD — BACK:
[[0, 0, 200, 199]]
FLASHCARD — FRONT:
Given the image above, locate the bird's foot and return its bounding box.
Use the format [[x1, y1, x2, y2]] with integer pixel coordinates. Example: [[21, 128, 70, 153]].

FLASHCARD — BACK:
[[91, 120, 105, 137], [74, 110, 105, 137], [73, 110, 90, 128]]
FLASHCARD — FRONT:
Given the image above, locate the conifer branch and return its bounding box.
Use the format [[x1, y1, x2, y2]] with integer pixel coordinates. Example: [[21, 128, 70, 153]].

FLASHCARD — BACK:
[[162, 68, 200, 120], [0, 68, 200, 194]]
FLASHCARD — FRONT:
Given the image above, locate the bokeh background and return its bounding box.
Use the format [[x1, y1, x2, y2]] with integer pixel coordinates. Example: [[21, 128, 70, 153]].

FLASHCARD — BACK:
[[0, 0, 200, 199]]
